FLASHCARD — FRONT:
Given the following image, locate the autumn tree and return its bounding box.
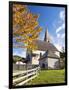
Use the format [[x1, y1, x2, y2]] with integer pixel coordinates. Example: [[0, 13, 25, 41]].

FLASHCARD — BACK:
[[13, 4, 42, 50]]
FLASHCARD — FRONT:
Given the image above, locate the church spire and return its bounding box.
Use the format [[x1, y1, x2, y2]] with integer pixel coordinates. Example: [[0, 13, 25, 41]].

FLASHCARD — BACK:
[[44, 27, 51, 42]]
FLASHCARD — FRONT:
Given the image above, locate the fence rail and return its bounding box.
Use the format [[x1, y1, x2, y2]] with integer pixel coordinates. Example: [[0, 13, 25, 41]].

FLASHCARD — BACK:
[[13, 66, 40, 86]]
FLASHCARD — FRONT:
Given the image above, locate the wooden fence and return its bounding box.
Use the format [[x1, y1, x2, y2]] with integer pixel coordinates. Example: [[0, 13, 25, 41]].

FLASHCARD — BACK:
[[13, 66, 40, 86], [13, 64, 39, 70]]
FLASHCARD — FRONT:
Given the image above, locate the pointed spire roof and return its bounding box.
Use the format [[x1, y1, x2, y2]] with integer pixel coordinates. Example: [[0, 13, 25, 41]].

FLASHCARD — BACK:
[[44, 27, 51, 42]]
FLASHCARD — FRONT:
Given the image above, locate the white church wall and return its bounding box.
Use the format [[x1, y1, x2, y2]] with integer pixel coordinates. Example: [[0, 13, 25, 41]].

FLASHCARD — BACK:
[[54, 51, 60, 57], [39, 58, 48, 69], [33, 50, 45, 55], [48, 58, 59, 69], [32, 50, 45, 65], [32, 55, 40, 65]]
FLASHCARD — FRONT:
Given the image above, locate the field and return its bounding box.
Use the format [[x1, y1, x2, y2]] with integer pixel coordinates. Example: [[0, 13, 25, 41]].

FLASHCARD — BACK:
[[26, 69, 65, 85]]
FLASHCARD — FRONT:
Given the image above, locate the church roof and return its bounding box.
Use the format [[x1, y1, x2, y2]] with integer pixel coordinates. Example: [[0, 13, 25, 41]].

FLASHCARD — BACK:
[[44, 28, 51, 42], [39, 51, 59, 60], [33, 27, 59, 52], [47, 51, 59, 58], [34, 40, 59, 52]]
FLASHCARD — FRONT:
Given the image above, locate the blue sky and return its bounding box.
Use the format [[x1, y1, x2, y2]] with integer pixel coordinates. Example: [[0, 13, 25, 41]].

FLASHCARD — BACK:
[[13, 5, 65, 57]]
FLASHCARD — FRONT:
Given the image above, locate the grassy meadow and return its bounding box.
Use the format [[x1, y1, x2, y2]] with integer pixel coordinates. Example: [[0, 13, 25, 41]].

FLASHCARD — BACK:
[[26, 69, 65, 85]]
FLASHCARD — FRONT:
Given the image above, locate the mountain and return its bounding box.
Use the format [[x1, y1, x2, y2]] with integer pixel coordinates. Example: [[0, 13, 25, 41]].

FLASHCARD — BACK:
[[13, 55, 26, 63]]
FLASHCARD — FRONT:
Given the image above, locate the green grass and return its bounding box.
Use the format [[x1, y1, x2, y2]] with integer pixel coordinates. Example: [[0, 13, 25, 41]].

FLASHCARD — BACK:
[[26, 69, 65, 85]]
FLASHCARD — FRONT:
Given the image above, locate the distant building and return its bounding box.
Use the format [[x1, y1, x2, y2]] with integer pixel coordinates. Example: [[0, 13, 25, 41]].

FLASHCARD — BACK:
[[26, 28, 60, 69], [16, 61, 26, 65], [13, 56, 26, 65]]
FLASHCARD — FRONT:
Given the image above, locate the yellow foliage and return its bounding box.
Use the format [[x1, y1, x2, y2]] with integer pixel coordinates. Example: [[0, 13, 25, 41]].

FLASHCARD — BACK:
[[13, 4, 42, 50]]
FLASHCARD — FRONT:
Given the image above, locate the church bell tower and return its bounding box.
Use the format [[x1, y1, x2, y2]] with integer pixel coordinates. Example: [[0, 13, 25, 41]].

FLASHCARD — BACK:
[[44, 27, 51, 43]]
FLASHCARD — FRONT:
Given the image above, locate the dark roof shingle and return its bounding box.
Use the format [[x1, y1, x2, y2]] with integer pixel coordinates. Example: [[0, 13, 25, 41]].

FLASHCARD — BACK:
[[47, 51, 59, 58], [34, 40, 59, 52], [39, 51, 59, 60]]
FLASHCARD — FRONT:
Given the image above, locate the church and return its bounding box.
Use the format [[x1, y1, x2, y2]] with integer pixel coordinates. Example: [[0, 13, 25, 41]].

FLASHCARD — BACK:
[[26, 28, 60, 69]]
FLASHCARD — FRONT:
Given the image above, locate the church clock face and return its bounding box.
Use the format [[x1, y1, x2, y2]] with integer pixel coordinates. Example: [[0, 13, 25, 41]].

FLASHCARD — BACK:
[[9, 1, 67, 89]]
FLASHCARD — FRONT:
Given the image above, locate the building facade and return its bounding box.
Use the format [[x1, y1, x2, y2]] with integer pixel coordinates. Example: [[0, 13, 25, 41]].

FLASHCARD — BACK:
[[26, 28, 60, 69]]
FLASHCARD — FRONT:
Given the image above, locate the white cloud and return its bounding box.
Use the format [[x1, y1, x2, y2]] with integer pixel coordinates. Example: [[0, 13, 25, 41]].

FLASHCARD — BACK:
[[57, 33, 60, 38], [57, 33, 65, 39], [52, 10, 65, 52], [54, 43, 62, 52], [13, 50, 26, 58], [56, 23, 65, 33], [61, 33, 65, 39], [59, 11, 65, 21], [55, 10, 65, 34]]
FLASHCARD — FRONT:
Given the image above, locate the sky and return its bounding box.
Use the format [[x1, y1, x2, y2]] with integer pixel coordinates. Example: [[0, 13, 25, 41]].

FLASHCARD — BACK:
[[13, 5, 65, 57]]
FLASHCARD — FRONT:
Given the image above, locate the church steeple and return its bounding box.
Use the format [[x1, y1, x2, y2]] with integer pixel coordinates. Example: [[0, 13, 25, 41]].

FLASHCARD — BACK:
[[44, 27, 51, 42]]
